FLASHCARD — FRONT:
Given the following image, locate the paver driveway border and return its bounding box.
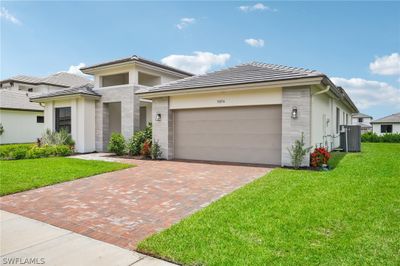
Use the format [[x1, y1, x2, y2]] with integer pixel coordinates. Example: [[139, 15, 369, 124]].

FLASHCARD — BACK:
[[0, 154, 272, 251]]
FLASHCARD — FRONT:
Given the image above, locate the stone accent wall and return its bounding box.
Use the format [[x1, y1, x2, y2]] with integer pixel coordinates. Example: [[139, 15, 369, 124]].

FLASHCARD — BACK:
[[152, 97, 173, 159], [281, 86, 311, 167], [94, 85, 138, 151]]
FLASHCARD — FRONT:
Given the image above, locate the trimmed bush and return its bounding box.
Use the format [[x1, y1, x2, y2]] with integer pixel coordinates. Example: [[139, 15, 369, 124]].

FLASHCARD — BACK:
[[1, 144, 72, 160], [361, 132, 400, 143], [108, 133, 126, 156]]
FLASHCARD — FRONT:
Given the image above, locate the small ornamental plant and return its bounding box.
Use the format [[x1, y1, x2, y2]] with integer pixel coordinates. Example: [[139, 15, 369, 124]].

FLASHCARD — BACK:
[[310, 147, 331, 168], [140, 139, 151, 158]]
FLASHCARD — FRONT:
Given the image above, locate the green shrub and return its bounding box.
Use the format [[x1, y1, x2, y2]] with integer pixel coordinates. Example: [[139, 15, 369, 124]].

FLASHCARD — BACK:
[[151, 140, 163, 160], [1, 143, 72, 160], [288, 132, 312, 169], [41, 129, 75, 147], [127, 124, 152, 156], [0, 144, 34, 160], [108, 133, 126, 156], [361, 132, 400, 143]]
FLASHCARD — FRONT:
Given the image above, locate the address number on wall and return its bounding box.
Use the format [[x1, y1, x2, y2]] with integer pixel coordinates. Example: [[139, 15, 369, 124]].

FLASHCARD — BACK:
[[217, 99, 225, 103]]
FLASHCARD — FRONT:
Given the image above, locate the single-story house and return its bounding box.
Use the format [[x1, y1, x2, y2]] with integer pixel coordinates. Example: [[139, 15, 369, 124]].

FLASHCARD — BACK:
[[0, 72, 90, 144], [371, 113, 400, 135], [31, 56, 358, 166], [351, 112, 373, 133]]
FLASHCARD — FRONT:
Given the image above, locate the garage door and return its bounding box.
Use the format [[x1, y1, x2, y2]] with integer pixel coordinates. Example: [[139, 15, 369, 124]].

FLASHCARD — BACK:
[[173, 105, 282, 165]]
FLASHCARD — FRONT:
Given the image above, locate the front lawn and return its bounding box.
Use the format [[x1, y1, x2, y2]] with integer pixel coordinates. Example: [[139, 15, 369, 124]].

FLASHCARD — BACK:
[[0, 157, 132, 196], [138, 143, 400, 265]]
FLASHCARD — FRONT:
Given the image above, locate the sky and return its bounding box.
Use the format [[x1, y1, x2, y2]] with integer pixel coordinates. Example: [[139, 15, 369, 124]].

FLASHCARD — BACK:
[[1, 1, 399, 119]]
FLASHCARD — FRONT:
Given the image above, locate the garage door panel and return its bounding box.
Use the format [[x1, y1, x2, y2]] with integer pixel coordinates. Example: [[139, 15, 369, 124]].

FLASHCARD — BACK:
[[174, 105, 282, 165]]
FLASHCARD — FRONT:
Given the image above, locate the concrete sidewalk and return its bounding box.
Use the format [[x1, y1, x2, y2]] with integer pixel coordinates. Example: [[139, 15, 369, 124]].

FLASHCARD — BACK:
[[0, 210, 175, 266]]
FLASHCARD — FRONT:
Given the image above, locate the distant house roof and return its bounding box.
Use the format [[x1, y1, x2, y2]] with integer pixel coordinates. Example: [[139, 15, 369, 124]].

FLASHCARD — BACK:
[[371, 113, 400, 124], [80, 55, 194, 77], [137, 62, 358, 112], [0, 90, 43, 111], [359, 123, 372, 129], [30, 83, 100, 101], [0, 72, 92, 88], [352, 112, 372, 119]]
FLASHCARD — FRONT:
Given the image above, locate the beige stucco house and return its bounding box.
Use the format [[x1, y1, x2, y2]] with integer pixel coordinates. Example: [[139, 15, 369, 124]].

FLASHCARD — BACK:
[[351, 113, 373, 133], [31, 56, 358, 166]]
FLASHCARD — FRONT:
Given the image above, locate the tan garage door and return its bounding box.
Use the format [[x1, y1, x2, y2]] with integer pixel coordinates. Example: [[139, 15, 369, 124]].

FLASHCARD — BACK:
[[173, 105, 282, 165]]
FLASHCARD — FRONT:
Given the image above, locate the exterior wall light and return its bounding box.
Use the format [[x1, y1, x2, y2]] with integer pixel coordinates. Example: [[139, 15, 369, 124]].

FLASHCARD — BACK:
[[155, 113, 162, 121], [291, 107, 298, 119]]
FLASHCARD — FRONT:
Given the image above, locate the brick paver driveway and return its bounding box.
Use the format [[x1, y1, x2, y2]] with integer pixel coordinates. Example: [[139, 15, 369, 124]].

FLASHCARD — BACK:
[[0, 155, 271, 250]]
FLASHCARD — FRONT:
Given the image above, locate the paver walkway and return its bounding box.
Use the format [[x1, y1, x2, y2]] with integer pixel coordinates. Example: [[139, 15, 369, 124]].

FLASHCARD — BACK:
[[0, 210, 174, 266], [0, 154, 271, 250]]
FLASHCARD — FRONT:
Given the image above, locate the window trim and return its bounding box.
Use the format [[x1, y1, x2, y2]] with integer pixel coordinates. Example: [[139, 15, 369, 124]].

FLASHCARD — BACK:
[[55, 107, 71, 133], [336, 107, 340, 133], [381, 124, 393, 133], [36, 116, 44, 123]]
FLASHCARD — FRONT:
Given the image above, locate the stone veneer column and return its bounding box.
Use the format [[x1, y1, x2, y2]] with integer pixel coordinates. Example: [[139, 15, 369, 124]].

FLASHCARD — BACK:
[[281, 86, 311, 167], [152, 97, 173, 159]]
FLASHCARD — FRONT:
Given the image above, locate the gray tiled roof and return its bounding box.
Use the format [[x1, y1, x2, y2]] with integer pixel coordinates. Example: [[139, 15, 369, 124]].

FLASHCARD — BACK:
[[0, 72, 91, 88], [371, 113, 400, 123], [352, 112, 372, 118], [81, 55, 194, 76], [31, 83, 100, 100], [0, 90, 43, 111], [137, 62, 324, 93]]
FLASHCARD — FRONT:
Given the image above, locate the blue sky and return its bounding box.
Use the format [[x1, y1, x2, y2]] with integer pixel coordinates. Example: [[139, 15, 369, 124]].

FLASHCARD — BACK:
[[1, 1, 399, 118]]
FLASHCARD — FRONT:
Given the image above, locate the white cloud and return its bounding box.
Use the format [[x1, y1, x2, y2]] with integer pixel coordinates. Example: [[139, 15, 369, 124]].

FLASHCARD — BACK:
[[369, 53, 400, 76], [0, 7, 21, 25], [239, 3, 277, 12], [176, 17, 195, 30], [161, 51, 231, 74], [245, 38, 265, 47], [331, 77, 400, 110], [66, 63, 91, 78]]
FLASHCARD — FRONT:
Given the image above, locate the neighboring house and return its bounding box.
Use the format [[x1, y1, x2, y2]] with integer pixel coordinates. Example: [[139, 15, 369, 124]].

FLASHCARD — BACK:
[[0, 72, 91, 144], [31, 57, 358, 167], [371, 113, 400, 135], [351, 112, 373, 133]]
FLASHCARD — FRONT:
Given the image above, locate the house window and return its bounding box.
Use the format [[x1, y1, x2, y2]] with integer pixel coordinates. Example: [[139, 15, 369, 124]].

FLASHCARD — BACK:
[[101, 73, 129, 87], [346, 114, 349, 125], [381, 125, 392, 133], [55, 107, 71, 133], [358, 118, 363, 123], [336, 107, 340, 133], [36, 116, 44, 123]]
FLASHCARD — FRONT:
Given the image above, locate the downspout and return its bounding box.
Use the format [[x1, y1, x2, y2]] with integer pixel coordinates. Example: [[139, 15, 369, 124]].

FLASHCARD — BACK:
[[311, 85, 331, 149]]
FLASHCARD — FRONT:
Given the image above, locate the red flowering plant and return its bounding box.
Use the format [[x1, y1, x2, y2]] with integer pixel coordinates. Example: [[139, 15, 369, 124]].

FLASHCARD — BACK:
[[310, 147, 331, 168], [140, 140, 151, 159]]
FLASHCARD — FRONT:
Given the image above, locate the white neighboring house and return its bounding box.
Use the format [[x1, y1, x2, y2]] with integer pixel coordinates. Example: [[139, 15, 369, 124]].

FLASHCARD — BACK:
[[0, 72, 91, 144], [371, 113, 400, 135], [351, 113, 373, 134], [31, 55, 358, 167]]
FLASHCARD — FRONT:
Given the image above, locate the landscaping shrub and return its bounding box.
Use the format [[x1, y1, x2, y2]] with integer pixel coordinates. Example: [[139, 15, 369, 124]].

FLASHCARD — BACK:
[[41, 129, 75, 147], [108, 133, 126, 156], [310, 147, 331, 168], [140, 140, 151, 158], [361, 132, 400, 143], [151, 140, 163, 160], [127, 123, 152, 156], [0, 144, 72, 160], [0, 144, 34, 160], [288, 132, 312, 169]]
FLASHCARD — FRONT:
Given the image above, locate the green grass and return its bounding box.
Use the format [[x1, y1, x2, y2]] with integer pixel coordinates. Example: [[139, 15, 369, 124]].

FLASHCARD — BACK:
[[0, 157, 132, 196], [138, 143, 400, 265]]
